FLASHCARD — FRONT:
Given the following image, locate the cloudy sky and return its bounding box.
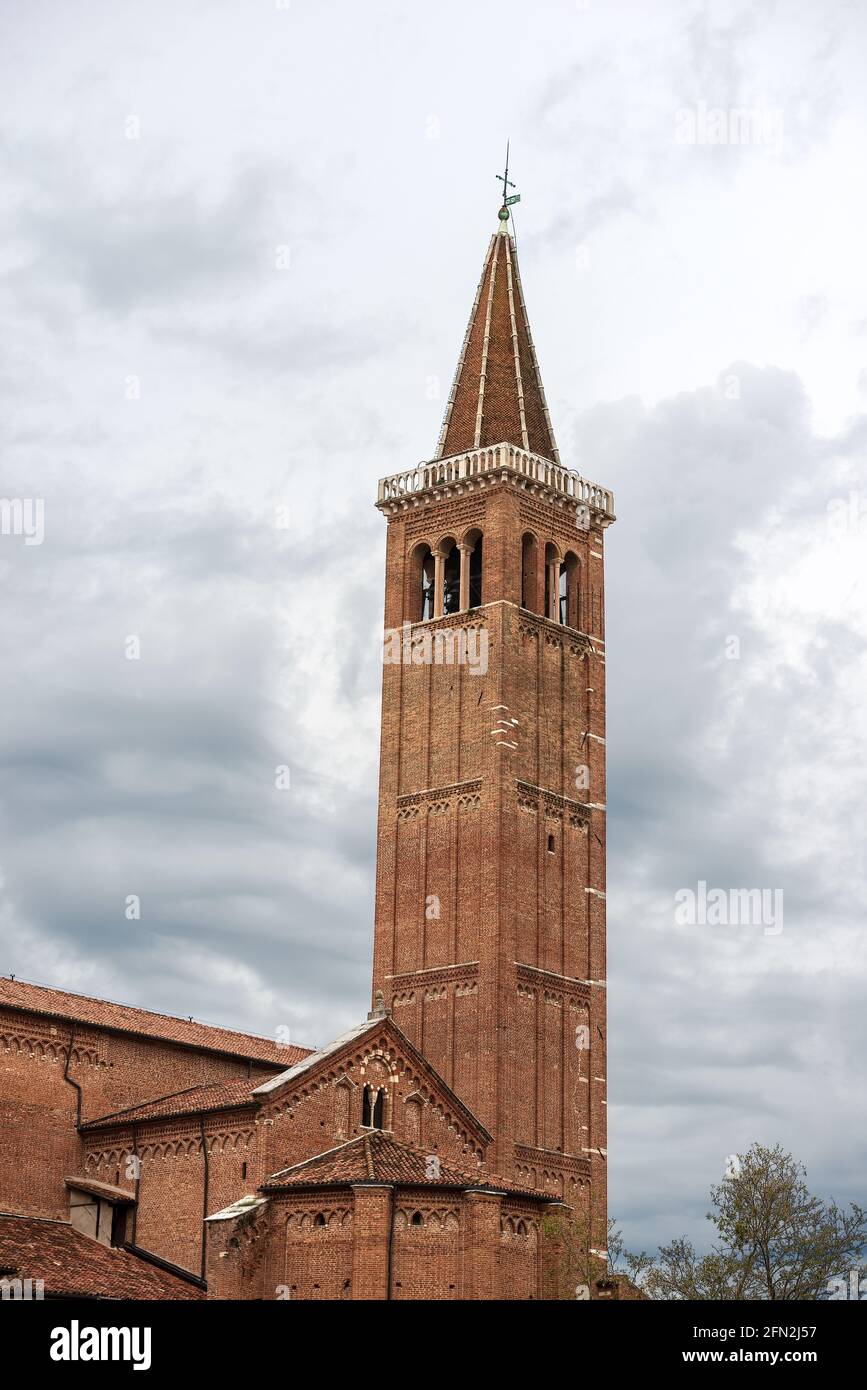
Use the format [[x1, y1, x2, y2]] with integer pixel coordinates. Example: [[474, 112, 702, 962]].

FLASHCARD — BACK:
[[1, 0, 865, 1254]]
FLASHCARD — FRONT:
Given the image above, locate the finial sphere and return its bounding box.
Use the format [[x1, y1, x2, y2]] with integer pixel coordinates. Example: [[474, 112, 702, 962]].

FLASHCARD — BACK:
[[498, 206, 510, 221]]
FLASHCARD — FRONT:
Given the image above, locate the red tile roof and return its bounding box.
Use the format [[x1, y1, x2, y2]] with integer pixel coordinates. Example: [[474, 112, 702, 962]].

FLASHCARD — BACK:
[[82, 1077, 260, 1129], [0, 975, 311, 1067], [436, 222, 559, 463], [65, 1176, 134, 1202], [0, 1215, 203, 1300], [262, 1131, 548, 1199]]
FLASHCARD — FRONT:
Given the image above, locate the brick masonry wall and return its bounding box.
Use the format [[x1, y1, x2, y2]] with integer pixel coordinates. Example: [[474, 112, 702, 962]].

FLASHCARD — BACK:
[[81, 1025, 490, 1275], [0, 1005, 277, 1221], [209, 1184, 570, 1301], [372, 478, 608, 1251], [257, 1029, 488, 1183]]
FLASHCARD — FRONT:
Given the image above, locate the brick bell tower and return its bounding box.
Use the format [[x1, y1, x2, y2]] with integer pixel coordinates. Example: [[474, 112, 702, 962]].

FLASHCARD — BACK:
[[371, 190, 615, 1255]]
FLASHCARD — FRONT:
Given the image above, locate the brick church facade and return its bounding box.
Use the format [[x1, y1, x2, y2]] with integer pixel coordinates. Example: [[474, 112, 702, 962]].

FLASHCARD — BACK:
[[0, 201, 619, 1301]]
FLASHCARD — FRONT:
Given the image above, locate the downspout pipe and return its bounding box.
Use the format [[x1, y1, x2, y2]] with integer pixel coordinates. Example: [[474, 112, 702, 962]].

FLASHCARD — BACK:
[[199, 1115, 210, 1282], [62, 1026, 83, 1128], [130, 1122, 141, 1245]]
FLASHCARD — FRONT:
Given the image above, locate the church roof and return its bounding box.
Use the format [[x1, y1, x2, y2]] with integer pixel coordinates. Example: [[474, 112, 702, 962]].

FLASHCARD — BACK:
[[251, 1015, 381, 1096], [435, 218, 559, 463], [262, 1130, 547, 1199], [0, 975, 311, 1068], [81, 1076, 261, 1130], [0, 1214, 204, 1300]]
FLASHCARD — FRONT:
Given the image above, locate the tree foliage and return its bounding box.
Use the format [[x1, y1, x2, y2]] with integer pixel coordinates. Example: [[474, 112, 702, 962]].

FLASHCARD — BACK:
[[615, 1143, 866, 1300]]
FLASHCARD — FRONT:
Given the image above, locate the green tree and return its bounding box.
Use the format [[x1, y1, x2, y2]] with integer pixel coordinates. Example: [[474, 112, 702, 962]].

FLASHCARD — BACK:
[[623, 1143, 866, 1300]]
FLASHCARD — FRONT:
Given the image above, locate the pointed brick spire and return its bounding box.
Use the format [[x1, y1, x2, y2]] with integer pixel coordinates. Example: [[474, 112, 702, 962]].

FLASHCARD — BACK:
[[435, 217, 559, 463]]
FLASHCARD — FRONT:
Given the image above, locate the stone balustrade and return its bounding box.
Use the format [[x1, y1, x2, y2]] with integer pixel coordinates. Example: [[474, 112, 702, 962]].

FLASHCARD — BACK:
[[376, 442, 615, 519]]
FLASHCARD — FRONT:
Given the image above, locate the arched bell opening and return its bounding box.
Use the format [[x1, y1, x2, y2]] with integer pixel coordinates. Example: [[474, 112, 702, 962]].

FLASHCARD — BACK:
[[461, 527, 483, 609], [521, 532, 539, 613], [438, 536, 460, 616], [561, 551, 580, 629], [408, 542, 435, 623], [544, 542, 561, 622]]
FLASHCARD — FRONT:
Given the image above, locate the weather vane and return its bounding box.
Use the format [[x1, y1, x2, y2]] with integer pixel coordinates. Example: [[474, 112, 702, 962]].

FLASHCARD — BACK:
[[496, 141, 521, 221]]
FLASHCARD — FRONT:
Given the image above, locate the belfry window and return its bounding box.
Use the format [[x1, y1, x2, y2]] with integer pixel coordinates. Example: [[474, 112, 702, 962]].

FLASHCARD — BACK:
[[544, 544, 560, 622], [421, 556, 435, 621], [561, 552, 580, 630], [521, 532, 538, 612], [409, 543, 435, 623], [462, 528, 483, 609], [442, 543, 461, 615]]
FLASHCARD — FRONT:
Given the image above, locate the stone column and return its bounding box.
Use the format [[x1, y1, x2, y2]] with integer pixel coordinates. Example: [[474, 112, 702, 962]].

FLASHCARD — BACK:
[[458, 543, 472, 611], [547, 561, 559, 621], [433, 550, 446, 619]]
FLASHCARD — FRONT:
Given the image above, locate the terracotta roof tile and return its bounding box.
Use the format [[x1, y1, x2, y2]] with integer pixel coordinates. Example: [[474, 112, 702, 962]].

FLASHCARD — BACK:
[[0, 1215, 203, 1300], [262, 1131, 548, 1199], [436, 222, 559, 463], [82, 1077, 260, 1129], [0, 975, 311, 1067]]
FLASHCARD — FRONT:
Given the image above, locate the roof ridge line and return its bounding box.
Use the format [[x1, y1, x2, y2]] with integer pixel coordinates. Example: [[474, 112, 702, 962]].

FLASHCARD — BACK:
[[0, 975, 269, 1041], [473, 233, 500, 448], [507, 241, 560, 464], [503, 234, 530, 451], [434, 234, 495, 460], [0, 974, 313, 1060]]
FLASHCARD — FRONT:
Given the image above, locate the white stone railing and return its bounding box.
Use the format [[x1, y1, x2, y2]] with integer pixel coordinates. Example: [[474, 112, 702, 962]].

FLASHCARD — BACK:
[[376, 442, 615, 518]]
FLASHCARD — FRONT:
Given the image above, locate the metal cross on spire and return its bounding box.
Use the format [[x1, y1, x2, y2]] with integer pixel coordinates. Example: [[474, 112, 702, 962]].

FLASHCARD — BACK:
[[496, 141, 521, 221]]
